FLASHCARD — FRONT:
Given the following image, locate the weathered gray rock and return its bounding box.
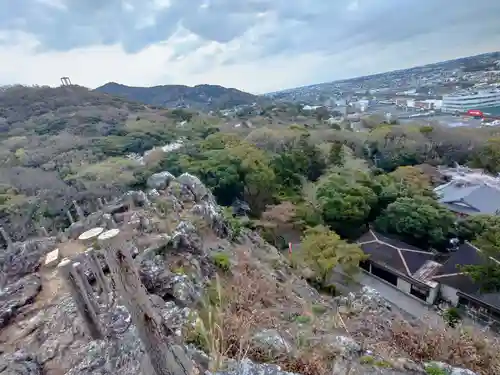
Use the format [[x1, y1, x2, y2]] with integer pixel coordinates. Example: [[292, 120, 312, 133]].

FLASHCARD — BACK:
[[166, 180, 196, 203], [251, 329, 292, 356], [214, 358, 300, 375], [139, 253, 202, 307], [0, 349, 43, 375], [321, 334, 362, 358], [0, 237, 57, 284], [0, 274, 41, 328], [176, 173, 212, 203], [424, 362, 478, 375], [146, 171, 175, 190], [67, 222, 87, 240], [170, 221, 202, 253], [124, 190, 151, 207], [191, 201, 231, 238]]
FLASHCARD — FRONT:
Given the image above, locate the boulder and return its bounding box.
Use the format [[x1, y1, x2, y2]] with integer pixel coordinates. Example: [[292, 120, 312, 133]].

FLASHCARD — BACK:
[[146, 171, 175, 190]]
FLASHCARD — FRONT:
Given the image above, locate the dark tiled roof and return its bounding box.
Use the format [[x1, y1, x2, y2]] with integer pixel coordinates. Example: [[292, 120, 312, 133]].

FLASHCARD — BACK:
[[359, 240, 408, 274], [357, 230, 435, 278], [435, 242, 482, 276], [404, 251, 435, 274], [433, 242, 500, 311]]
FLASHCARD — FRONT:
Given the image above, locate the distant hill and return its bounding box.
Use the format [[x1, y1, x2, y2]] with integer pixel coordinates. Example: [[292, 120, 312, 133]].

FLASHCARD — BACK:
[[95, 82, 265, 110]]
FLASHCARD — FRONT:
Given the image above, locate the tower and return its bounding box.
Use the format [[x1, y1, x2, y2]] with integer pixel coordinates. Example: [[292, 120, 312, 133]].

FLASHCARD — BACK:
[[61, 77, 72, 86]]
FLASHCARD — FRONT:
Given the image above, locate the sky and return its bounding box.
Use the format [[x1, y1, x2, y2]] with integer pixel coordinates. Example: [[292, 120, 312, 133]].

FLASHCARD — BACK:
[[0, 0, 499, 94]]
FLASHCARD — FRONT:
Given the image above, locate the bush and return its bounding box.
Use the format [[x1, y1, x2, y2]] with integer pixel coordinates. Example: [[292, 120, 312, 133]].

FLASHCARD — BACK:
[[425, 364, 447, 375], [442, 307, 462, 328], [211, 252, 231, 272]]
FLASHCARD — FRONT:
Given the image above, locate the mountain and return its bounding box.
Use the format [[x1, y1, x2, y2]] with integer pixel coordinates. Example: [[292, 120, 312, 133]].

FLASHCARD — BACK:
[[95, 82, 265, 110]]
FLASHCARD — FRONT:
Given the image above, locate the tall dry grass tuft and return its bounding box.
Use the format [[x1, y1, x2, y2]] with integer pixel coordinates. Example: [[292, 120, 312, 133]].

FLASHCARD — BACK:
[[389, 320, 500, 375], [185, 250, 336, 375]]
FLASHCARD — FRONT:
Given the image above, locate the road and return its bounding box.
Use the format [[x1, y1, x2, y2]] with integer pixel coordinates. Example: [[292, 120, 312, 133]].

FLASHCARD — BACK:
[[355, 272, 442, 324]]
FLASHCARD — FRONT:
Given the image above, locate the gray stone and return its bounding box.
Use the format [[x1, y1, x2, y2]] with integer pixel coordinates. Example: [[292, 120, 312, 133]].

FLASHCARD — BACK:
[[176, 173, 212, 203], [251, 329, 292, 356], [0, 350, 43, 375], [0, 274, 41, 329], [147, 171, 175, 190], [214, 358, 300, 375]]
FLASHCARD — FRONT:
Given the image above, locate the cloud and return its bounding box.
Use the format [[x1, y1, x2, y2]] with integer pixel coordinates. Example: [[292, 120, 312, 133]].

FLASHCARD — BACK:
[[0, 0, 499, 93]]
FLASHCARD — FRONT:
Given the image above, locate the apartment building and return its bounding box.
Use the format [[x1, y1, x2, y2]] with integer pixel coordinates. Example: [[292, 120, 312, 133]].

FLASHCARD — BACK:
[[442, 89, 500, 113]]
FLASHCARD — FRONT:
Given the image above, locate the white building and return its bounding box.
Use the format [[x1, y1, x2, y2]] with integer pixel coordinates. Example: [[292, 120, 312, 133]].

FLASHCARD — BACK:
[[442, 89, 500, 113]]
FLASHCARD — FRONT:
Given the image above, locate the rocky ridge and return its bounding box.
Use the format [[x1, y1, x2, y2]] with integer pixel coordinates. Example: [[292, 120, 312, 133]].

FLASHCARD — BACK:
[[0, 171, 488, 375]]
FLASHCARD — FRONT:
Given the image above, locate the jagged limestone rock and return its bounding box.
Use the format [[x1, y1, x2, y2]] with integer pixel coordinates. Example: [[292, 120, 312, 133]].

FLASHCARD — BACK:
[[147, 171, 175, 190], [0, 350, 43, 375], [251, 329, 292, 356], [0, 237, 57, 283], [0, 274, 41, 329], [176, 173, 212, 202]]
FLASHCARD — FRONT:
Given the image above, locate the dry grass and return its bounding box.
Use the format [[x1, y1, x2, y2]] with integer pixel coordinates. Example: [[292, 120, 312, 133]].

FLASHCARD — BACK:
[[185, 250, 339, 375], [388, 320, 500, 375], [345, 305, 500, 375], [188, 248, 500, 375]]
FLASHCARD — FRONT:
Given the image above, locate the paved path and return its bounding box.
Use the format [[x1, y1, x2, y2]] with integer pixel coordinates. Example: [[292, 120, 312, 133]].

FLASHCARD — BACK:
[[355, 272, 442, 324]]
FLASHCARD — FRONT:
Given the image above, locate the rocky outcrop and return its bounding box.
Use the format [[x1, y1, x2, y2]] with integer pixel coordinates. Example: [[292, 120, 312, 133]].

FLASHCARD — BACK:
[[0, 274, 41, 329], [0, 238, 56, 284], [0, 170, 484, 375]]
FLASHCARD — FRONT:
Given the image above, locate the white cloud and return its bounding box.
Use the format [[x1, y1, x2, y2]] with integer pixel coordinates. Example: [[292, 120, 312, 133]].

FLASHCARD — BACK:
[[0, 0, 499, 93]]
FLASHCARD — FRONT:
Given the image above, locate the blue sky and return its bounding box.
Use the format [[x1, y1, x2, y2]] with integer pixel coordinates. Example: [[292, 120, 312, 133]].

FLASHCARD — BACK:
[[0, 0, 499, 93]]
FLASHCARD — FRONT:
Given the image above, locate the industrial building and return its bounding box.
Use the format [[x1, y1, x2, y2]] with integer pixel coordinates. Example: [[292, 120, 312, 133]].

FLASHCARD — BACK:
[[442, 89, 500, 114]]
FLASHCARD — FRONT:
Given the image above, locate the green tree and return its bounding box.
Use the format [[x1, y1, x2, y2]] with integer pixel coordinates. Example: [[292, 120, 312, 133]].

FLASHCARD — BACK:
[[328, 141, 344, 166], [374, 196, 456, 250], [462, 225, 500, 292], [456, 214, 500, 242], [475, 137, 500, 174], [316, 172, 377, 238], [300, 225, 367, 284]]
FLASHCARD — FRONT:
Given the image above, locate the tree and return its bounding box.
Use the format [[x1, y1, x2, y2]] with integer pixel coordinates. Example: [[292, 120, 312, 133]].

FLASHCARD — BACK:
[[474, 137, 500, 174], [462, 226, 500, 292], [300, 225, 367, 284], [316, 172, 377, 238], [374, 196, 457, 250], [456, 214, 500, 242], [328, 141, 344, 166], [388, 166, 433, 196], [258, 202, 298, 249]]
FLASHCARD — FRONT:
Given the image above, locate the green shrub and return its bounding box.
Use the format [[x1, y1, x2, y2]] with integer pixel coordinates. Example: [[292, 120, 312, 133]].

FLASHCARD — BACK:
[[211, 252, 231, 272], [425, 364, 448, 375], [360, 356, 375, 365], [311, 304, 327, 315], [442, 307, 462, 328], [294, 315, 312, 324]]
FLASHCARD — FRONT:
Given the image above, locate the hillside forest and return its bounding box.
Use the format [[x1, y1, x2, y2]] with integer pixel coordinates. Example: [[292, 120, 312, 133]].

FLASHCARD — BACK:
[[2, 84, 500, 291]]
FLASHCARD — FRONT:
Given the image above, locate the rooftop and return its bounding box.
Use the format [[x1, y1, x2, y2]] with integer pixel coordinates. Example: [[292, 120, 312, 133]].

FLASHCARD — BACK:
[[357, 230, 437, 287], [434, 165, 500, 215]]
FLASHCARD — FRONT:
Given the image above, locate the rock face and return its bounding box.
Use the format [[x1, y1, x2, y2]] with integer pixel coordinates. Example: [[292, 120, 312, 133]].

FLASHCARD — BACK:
[[0, 350, 43, 375], [0, 238, 57, 284], [0, 274, 41, 329]]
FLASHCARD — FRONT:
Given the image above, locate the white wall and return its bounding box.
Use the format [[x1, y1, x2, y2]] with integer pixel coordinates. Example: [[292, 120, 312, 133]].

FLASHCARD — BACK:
[[427, 286, 439, 304], [397, 278, 412, 294], [440, 284, 460, 306]]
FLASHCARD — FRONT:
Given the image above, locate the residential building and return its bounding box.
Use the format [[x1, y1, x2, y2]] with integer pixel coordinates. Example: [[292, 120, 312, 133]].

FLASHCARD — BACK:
[[441, 89, 500, 113], [433, 168, 500, 216], [433, 242, 500, 328], [357, 230, 441, 304], [357, 230, 500, 329]]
